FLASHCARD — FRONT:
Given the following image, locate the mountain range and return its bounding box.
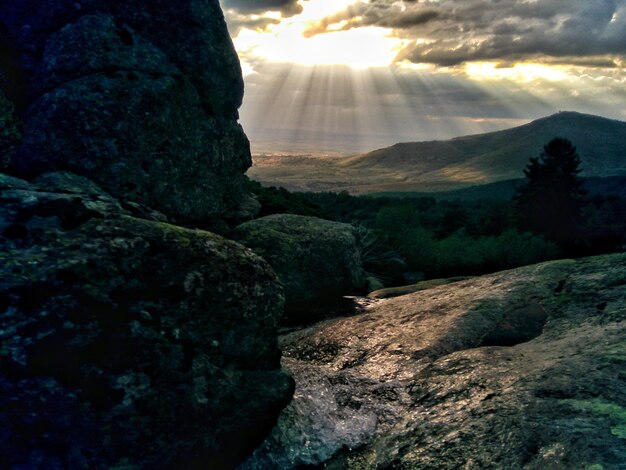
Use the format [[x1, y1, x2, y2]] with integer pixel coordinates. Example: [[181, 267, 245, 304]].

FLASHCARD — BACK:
[[247, 112, 626, 194]]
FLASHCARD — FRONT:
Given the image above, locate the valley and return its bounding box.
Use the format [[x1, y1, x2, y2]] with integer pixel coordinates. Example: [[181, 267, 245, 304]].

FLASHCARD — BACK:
[[248, 112, 626, 194]]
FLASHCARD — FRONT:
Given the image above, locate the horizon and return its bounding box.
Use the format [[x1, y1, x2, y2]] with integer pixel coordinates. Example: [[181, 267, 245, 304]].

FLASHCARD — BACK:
[[251, 110, 626, 157], [219, 0, 626, 155]]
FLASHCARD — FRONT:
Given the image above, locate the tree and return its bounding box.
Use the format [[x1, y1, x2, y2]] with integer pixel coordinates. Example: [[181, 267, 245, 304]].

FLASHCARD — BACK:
[[514, 138, 587, 244]]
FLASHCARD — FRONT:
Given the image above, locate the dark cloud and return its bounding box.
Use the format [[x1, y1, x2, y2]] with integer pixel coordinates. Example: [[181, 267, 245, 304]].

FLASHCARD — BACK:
[[221, 11, 280, 36], [221, 0, 302, 35], [305, 0, 626, 67], [304, 2, 440, 37], [221, 0, 302, 16]]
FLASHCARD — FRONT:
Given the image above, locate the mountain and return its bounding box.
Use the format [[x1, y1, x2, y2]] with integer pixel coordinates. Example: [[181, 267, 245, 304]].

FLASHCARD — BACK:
[[247, 112, 626, 193]]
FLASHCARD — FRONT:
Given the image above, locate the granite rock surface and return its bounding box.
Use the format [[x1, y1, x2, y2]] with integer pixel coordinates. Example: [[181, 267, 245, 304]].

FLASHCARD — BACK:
[[0, 173, 294, 469], [244, 254, 626, 469], [0, 0, 250, 225]]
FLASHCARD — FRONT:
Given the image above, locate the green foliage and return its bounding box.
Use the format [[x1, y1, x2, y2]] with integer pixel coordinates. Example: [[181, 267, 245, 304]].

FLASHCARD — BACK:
[[0, 90, 21, 169], [244, 151, 625, 287], [564, 399, 626, 440], [515, 138, 587, 243], [579, 194, 626, 254], [245, 177, 322, 218], [299, 190, 557, 282], [476, 230, 559, 271], [513, 137, 626, 256]]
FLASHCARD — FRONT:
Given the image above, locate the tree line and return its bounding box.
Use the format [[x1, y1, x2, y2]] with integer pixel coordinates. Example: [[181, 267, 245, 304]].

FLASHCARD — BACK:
[[246, 138, 626, 287]]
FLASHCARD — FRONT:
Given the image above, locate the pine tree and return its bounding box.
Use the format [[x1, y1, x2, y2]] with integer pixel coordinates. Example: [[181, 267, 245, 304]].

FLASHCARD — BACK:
[[515, 138, 587, 244]]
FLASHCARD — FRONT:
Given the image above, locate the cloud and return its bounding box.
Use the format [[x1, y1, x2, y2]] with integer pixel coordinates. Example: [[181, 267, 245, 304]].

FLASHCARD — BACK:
[[221, 11, 280, 36], [304, 2, 440, 37], [304, 0, 626, 67], [221, 0, 302, 36], [221, 0, 302, 16]]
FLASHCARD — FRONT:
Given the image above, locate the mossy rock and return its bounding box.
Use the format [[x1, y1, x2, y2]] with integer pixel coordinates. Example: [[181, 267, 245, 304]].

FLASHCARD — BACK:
[[0, 90, 21, 169], [367, 276, 473, 299], [244, 254, 626, 469], [232, 214, 365, 324], [1, 0, 250, 224], [0, 173, 293, 468]]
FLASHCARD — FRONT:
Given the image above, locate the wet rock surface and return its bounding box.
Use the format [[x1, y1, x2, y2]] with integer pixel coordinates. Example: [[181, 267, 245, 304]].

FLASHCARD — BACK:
[[0, 0, 250, 225], [0, 173, 294, 469], [232, 214, 365, 324], [243, 254, 626, 469]]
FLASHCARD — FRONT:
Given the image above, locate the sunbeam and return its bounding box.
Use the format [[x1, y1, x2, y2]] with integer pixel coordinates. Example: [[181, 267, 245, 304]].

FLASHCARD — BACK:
[[223, 0, 626, 155]]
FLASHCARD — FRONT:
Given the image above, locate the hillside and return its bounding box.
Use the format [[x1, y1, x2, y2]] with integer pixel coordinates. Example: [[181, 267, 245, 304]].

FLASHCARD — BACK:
[[372, 176, 626, 202], [247, 112, 626, 193]]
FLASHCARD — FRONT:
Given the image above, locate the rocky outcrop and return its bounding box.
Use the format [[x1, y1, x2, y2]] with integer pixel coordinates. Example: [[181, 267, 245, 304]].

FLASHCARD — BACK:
[[368, 276, 473, 299], [243, 254, 626, 469], [0, 173, 294, 469], [232, 214, 365, 324], [0, 0, 250, 225], [0, 90, 21, 167]]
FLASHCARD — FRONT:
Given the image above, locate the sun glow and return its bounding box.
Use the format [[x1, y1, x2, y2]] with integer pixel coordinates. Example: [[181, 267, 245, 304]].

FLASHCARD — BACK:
[[235, 26, 403, 69], [224, 0, 626, 153], [230, 0, 405, 70]]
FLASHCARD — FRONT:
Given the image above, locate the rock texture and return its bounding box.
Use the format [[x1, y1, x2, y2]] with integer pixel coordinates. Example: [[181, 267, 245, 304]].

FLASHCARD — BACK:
[[368, 276, 472, 299], [0, 90, 21, 167], [243, 254, 626, 469], [0, 0, 250, 225], [232, 214, 365, 324], [0, 173, 294, 469]]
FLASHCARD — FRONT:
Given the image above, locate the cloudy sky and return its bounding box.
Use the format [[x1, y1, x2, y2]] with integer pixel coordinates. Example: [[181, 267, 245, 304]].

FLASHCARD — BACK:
[[219, 0, 626, 155]]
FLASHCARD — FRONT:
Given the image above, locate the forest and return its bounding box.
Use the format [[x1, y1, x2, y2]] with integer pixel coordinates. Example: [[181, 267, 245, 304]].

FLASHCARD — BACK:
[[247, 139, 626, 288]]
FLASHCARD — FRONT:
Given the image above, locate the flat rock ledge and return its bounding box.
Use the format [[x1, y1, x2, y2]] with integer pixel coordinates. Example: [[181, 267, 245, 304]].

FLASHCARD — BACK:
[[243, 253, 626, 470]]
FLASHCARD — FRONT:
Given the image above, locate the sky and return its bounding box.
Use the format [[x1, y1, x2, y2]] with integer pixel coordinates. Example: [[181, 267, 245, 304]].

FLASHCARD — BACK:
[[219, 0, 626, 155]]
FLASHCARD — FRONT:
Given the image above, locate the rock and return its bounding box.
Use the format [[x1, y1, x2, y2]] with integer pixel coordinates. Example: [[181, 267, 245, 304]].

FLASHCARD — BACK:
[[0, 89, 21, 168], [232, 214, 365, 324], [0, 174, 294, 469], [368, 276, 473, 299], [0, 172, 30, 190], [0, 0, 250, 225], [225, 192, 262, 224], [364, 275, 385, 293], [243, 254, 626, 469]]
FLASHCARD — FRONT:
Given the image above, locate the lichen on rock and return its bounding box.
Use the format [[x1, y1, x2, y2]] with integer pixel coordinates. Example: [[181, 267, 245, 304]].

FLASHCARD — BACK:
[[0, 90, 21, 169], [0, 174, 294, 468], [243, 254, 626, 469], [0, 0, 251, 225], [232, 214, 365, 324]]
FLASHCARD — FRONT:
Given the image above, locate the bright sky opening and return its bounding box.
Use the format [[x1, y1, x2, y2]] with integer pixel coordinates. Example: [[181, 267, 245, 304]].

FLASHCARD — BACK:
[[231, 1, 405, 69], [220, 0, 626, 154]]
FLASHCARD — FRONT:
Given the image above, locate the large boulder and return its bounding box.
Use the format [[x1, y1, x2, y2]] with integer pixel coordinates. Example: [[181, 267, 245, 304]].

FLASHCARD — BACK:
[[0, 173, 294, 469], [0, 90, 21, 167], [0, 0, 250, 225], [243, 254, 626, 469], [232, 214, 365, 324]]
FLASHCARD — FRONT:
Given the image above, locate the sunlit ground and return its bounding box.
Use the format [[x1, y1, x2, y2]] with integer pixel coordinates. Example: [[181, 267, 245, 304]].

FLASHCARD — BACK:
[[222, 0, 626, 155]]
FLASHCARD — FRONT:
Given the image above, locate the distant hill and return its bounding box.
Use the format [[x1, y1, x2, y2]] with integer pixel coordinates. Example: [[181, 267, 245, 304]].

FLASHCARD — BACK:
[[370, 176, 626, 202], [248, 112, 626, 193]]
